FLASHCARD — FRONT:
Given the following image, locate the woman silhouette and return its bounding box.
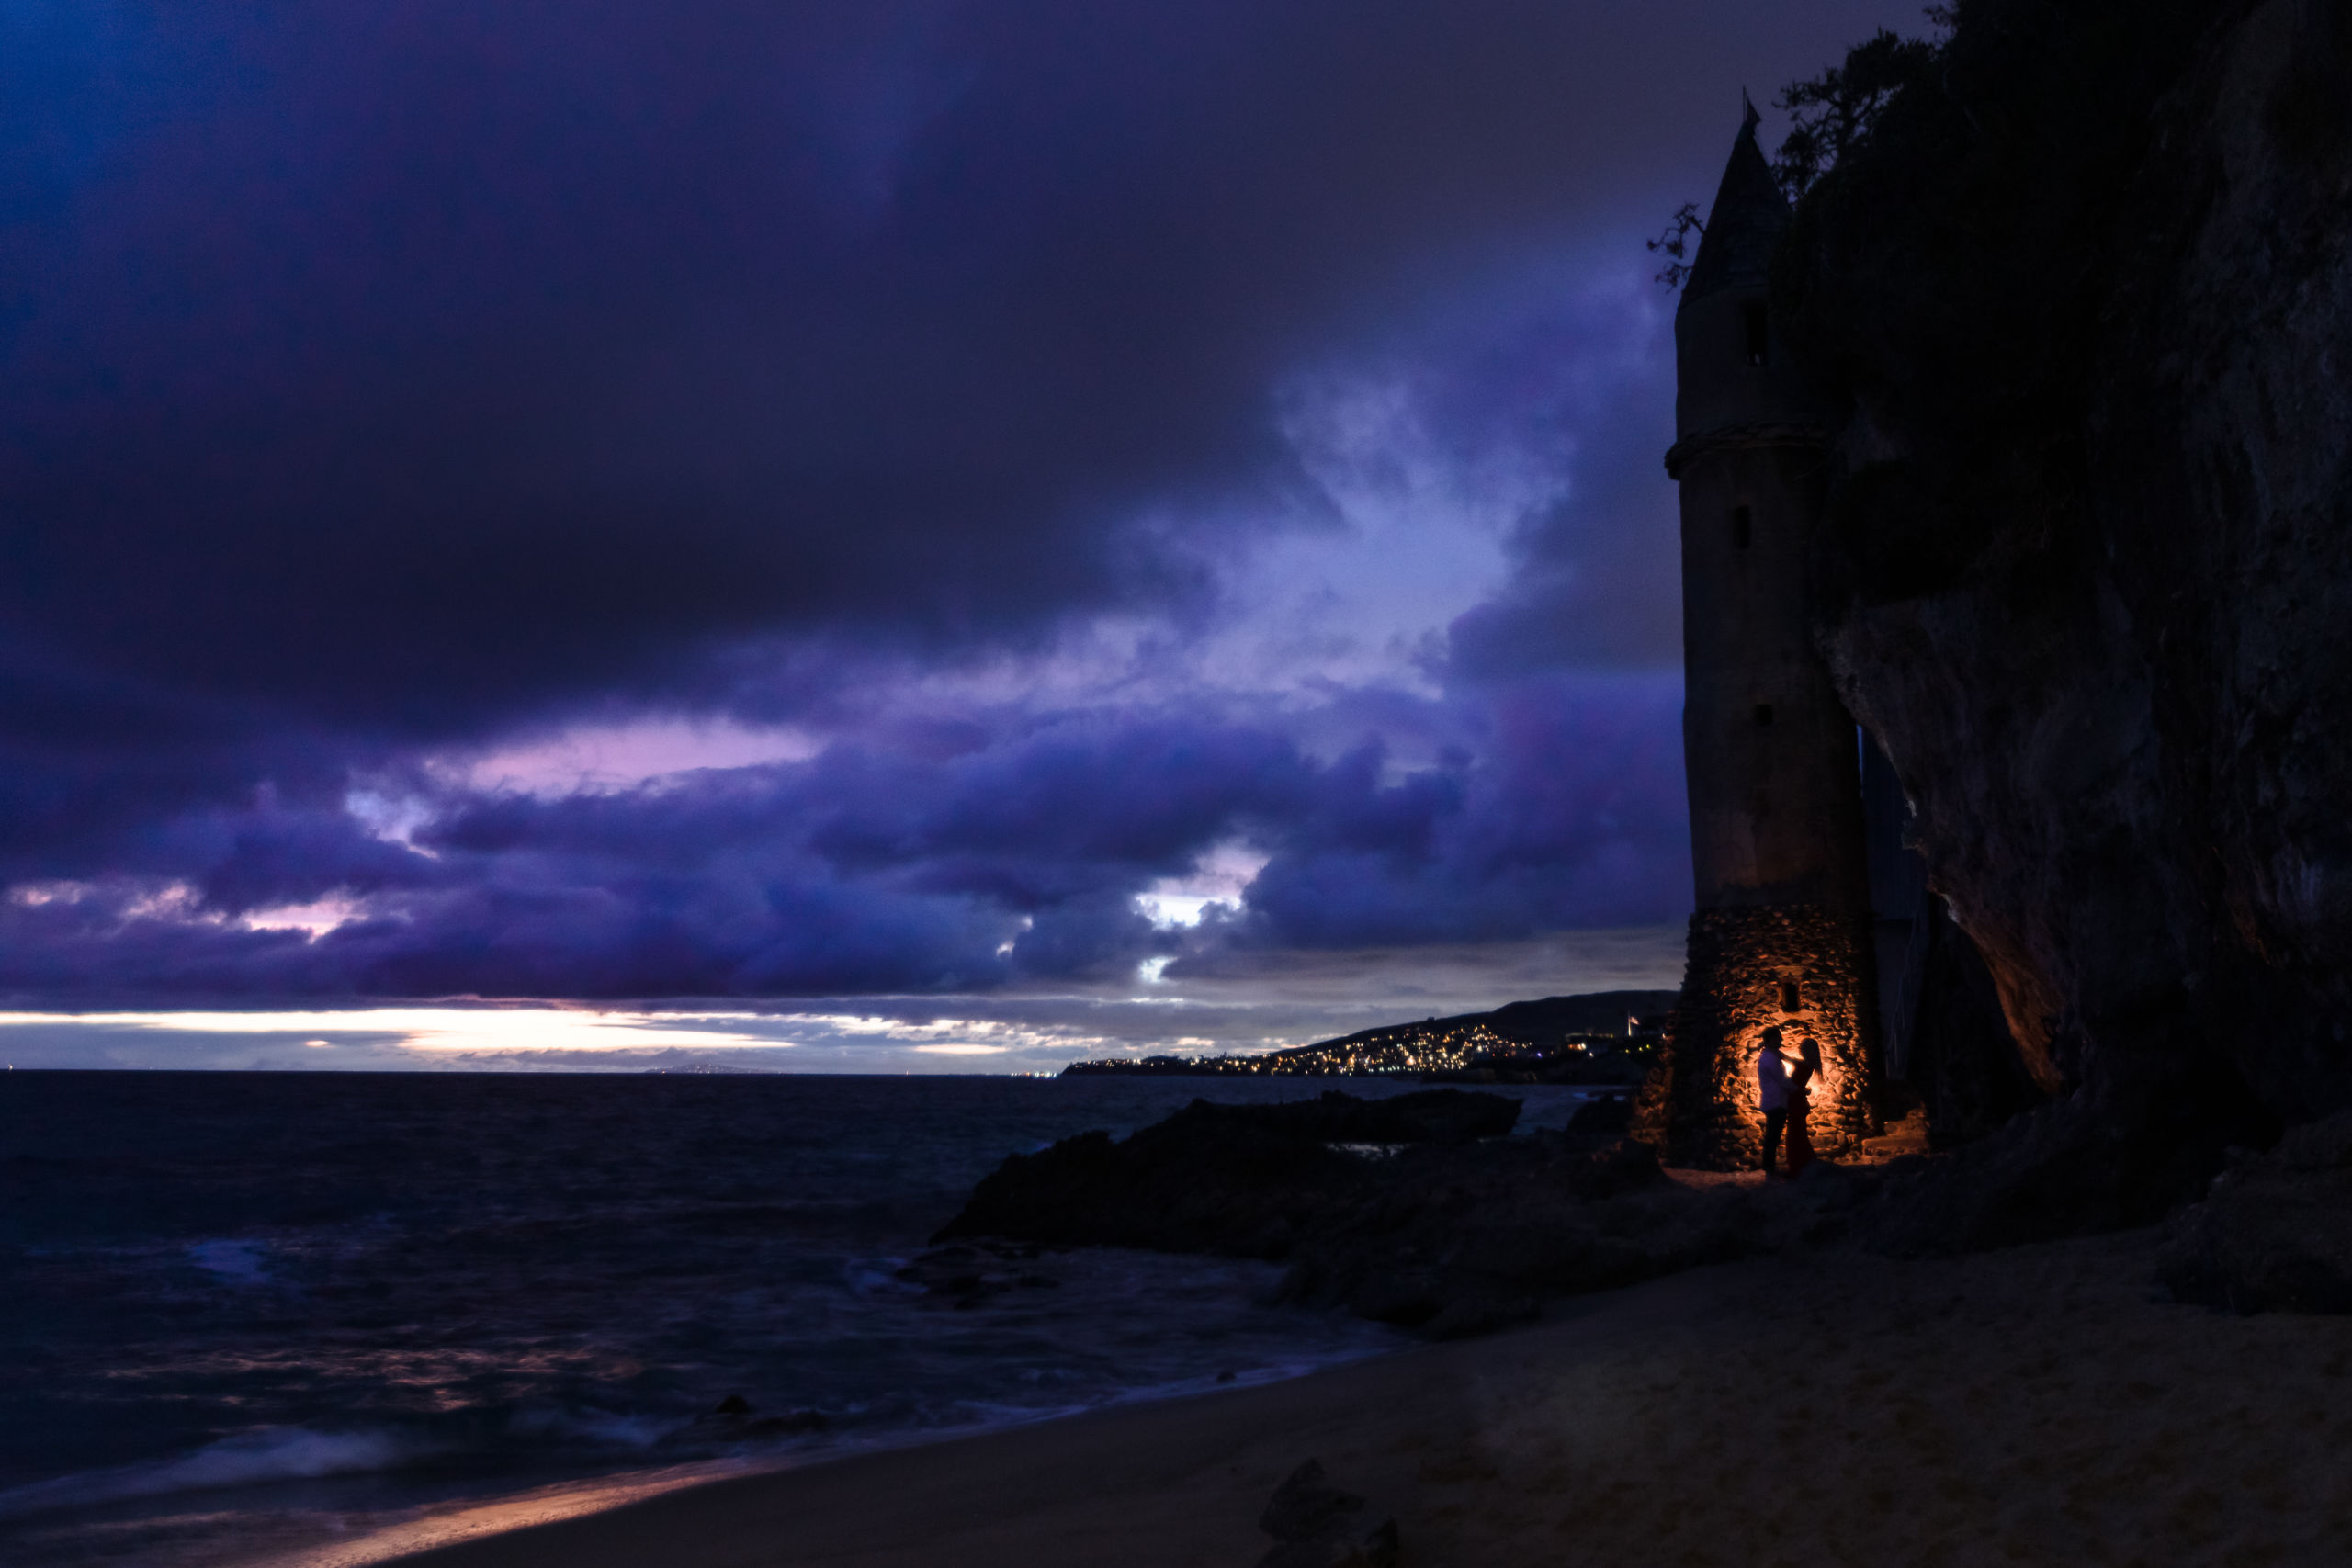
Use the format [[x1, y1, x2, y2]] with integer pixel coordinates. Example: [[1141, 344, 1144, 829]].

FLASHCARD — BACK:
[[1785, 1035, 1824, 1177]]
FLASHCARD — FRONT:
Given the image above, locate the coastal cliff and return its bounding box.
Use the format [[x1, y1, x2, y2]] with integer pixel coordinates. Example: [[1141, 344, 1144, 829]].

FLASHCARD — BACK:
[[931, 2, 2352, 1303], [1779, 0, 2352, 1229]]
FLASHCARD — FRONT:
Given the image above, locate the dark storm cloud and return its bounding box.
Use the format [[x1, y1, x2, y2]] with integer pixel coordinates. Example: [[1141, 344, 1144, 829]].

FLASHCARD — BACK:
[[0, 0, 1918, 1002], [1226, 674, 1688, 950], [1441, 296, 1687, 678], [1, 1, 1887, 725], [0, 681, 1686, 998]]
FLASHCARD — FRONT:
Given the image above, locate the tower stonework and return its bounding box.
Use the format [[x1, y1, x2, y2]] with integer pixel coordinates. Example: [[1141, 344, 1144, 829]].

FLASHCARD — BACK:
[[1635, 109, 1880, 1168]]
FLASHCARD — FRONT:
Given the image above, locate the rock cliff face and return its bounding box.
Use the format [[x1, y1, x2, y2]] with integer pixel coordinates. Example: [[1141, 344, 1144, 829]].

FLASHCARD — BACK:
[[1779, 0, 2352, 1223]]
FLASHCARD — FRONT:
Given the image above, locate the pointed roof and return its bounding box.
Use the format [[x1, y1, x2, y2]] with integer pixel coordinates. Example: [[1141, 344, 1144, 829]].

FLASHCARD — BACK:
[[1681, 101, 1792, 307]]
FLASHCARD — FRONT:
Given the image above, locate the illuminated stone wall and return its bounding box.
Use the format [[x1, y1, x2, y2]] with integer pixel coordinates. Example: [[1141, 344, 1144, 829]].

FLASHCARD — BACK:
[[1634, 904, 1879, 1168]]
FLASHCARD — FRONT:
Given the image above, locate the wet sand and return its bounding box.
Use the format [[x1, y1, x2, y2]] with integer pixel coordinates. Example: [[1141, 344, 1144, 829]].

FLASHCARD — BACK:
[[379, 1224, 2352, 1568]]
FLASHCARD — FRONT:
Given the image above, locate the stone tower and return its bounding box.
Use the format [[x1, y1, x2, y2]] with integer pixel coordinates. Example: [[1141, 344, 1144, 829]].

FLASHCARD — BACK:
[[1644, 107, 1879, 1167]]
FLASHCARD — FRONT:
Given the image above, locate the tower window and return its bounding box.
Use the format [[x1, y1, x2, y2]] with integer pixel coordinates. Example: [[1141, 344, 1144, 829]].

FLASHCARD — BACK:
[[1754, 703, 1774, 728], [1781, 979, 1802, 1012], [1732, 505, 1752, 549], [1742, 303, 1770, 367]]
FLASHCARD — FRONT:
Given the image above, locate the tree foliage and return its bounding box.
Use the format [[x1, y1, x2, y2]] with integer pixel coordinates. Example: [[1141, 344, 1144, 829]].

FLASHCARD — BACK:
[[1770, 26, 1947, 201], [1645, 201, 1705, 289], [1650, 12, 1950, 288]]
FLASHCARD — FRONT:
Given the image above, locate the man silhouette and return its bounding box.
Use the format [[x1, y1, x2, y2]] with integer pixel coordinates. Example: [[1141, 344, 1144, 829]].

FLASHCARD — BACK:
[[1755, 1026, 1792, 1176]]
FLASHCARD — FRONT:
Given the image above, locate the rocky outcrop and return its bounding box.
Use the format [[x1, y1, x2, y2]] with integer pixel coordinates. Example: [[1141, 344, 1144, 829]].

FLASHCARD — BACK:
[[1271, 1135, 1765, 1337], [2157, 1109, 2352, 1313], [932, 1090, 1522, 1260], [933, 1090, 1851, 1335], [1775, 0, 2351, 1214], [891, 1241, 1065, 1307], [1254, 1461, 1399, 1568]]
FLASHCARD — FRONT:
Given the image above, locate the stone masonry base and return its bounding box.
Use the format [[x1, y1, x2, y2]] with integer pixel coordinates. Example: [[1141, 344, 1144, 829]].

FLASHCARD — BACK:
[[1634, 904, 1881, 1170]]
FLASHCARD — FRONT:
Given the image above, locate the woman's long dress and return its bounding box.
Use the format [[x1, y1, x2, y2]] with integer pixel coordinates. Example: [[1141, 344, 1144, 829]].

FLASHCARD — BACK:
[[1784, 1081, 1815, 1177]]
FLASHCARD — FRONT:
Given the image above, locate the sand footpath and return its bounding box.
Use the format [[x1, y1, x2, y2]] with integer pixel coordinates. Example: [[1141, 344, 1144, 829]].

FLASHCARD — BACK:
[[384, 1226, 2352, 1567]]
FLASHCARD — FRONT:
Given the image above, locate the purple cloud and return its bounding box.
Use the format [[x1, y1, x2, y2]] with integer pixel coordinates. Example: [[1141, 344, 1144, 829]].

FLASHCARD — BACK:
[[0, 1, 1917, 1005], [0, 675, 1685, 999]]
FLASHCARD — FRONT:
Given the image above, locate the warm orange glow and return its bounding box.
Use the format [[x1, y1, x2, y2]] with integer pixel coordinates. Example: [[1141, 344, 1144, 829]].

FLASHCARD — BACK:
[[1735, 1022, 1841, 1117]]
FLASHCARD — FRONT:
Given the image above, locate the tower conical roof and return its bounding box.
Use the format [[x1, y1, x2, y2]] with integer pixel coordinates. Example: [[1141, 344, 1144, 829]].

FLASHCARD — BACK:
[[1681, 103, 1791, 306]]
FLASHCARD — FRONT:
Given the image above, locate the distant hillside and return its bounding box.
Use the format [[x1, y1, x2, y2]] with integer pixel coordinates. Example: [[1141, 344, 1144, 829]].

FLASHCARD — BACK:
[[1060, 988, 1679, 1081]]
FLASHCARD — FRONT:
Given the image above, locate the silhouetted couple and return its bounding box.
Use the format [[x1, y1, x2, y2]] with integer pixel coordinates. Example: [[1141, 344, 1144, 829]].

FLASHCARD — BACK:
[[1755, 1026, 1822, 1178]]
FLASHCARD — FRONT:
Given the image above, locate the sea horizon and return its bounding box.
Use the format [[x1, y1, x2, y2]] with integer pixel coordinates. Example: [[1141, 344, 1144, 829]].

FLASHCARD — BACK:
[[0, 925, 1684, 1075]]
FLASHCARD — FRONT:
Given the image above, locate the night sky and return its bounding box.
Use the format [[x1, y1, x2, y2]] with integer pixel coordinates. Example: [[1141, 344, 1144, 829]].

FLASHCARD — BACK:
[[0, 2, 1921, 1058]]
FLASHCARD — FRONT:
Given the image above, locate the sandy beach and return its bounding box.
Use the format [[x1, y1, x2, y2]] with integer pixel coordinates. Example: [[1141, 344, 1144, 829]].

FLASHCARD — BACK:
[[378, 1221, 2352, 1568]]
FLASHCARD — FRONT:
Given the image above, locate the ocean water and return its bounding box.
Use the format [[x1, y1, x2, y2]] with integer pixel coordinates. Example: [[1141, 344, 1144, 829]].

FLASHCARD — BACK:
[[1, 1070, 1595, 1567]]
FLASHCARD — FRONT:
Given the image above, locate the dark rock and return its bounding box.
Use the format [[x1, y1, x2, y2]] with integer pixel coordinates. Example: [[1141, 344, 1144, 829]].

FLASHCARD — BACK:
[[1420, 1291, 1540, 1341], [2275, 1113, 2352, 1173], [1258, 1460, 1362, 1540], [1781, 0, 2336, 1205], [1859, 1086, 2259, 1257], [1565, 1093, 1633, 1138], [894, 1241, 1059, 1304], [1355, 1518, 1401, 1568], [934, 1089, 1849, 1337], [1791, 1157, 1868, 1209], [1257, 1524, 1399, 1568], [745, 1408, 831, 1435], [704, 1393, 830, 1438], [2158, 1110, 2352, 1314], [1344, 1269, 1446, 1328], [1560, 1137, 1665, 1200], [931, 1091, 1520, 1258], [1277, 1134, 1793, 1328], [1254, 1461, 1397, 1568]]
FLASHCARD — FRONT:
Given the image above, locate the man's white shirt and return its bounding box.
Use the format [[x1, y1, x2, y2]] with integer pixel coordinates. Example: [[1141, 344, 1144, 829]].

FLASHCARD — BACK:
[[1757, 1048, 1789, 1111]]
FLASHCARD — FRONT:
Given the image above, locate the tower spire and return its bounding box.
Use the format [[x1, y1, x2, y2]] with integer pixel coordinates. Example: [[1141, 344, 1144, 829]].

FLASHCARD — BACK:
[[1681, 105, 1790, 306]]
